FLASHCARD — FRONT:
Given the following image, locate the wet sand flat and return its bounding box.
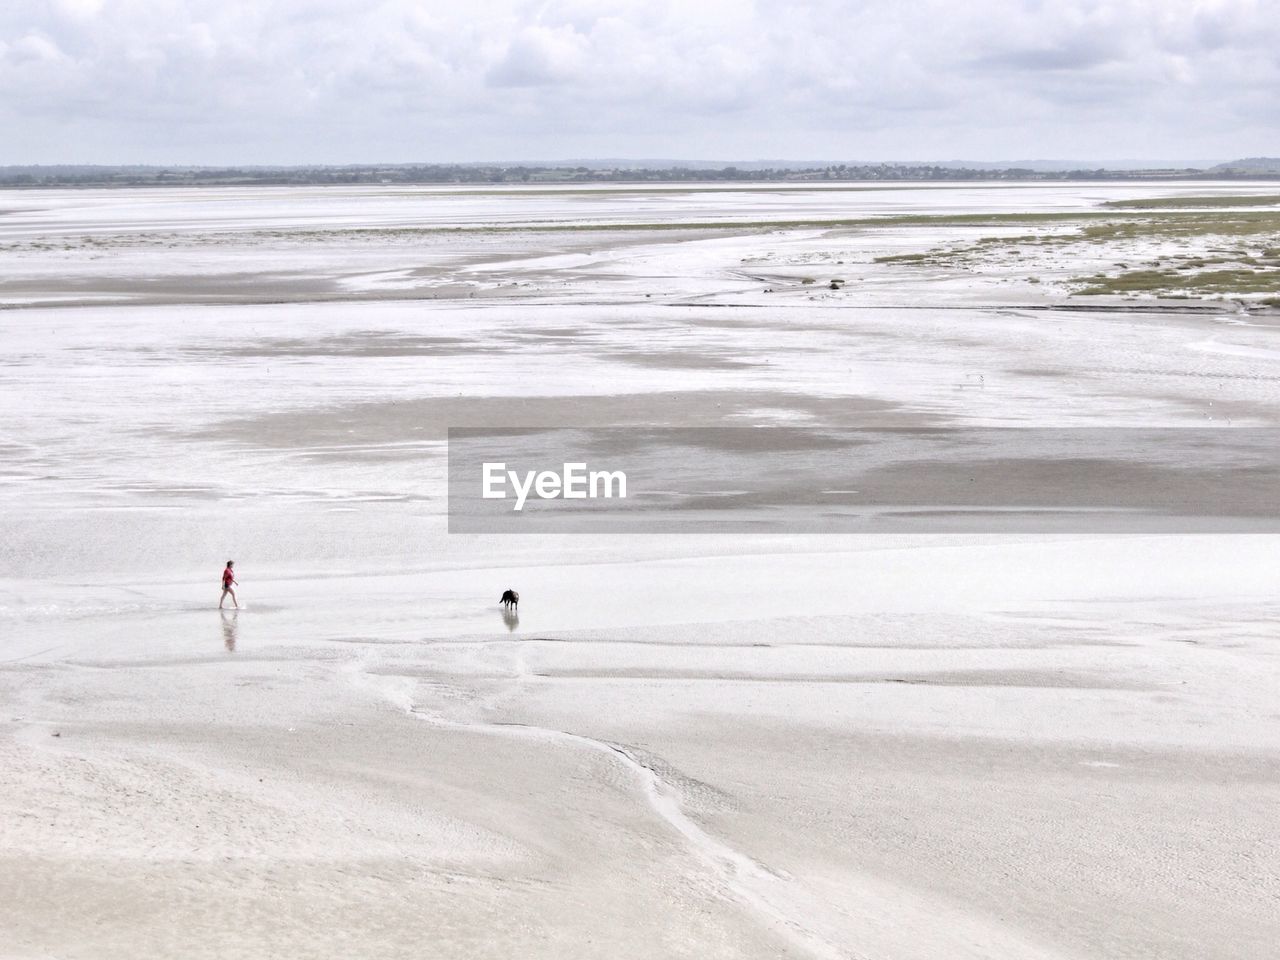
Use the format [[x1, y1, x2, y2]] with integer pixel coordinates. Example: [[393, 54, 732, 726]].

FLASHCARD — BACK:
[[2, 183, 1280, 959]]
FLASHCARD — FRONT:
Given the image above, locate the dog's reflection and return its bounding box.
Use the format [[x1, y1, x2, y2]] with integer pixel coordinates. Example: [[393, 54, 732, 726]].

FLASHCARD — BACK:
[[501, 607, 519, 633], [220, 609, 239, 652]]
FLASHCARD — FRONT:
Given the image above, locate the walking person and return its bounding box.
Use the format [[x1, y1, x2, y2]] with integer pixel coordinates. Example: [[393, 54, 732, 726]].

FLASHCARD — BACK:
[[219, 560, 238, 609]]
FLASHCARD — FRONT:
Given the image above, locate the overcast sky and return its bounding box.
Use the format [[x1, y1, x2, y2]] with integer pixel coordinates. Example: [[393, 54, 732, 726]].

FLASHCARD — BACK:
[[2, 0, 1277, 165]]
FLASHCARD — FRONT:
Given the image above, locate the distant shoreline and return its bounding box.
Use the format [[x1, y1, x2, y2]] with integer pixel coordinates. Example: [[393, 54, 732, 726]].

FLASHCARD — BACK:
[[3, 161, 1280, 188]]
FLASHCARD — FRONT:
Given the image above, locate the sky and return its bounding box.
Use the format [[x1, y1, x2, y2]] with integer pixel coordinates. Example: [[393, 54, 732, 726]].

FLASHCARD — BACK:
[[1, 0, 1277, 166]]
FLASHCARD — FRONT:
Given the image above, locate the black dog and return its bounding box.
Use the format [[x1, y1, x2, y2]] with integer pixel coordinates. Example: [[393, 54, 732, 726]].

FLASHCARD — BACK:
[[500, 589, 519, 611]]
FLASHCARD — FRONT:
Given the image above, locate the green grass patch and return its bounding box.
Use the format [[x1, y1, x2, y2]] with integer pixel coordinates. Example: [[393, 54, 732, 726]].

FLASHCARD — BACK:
[[1103, 195, 1280, 209], [1074, 211, 1280, 240], [874, 251, 934, 263], [871, 210, 1280, 273], [1074, 267, 1280, 298]]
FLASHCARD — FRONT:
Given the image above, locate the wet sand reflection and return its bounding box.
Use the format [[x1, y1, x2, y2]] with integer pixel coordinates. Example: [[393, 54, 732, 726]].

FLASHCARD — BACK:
[[220, 609, 238, 651]]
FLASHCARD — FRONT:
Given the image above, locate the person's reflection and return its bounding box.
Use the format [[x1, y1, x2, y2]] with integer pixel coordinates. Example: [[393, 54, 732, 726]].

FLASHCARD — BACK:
[[220, 609, 239, 652], [501, 606, 519, 633]]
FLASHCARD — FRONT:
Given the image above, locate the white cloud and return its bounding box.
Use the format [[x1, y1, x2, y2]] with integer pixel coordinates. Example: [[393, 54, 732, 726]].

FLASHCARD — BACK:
[[488, 24, 590, 87], [13, 33, 65, 66], [1, 0, 1276, 163]]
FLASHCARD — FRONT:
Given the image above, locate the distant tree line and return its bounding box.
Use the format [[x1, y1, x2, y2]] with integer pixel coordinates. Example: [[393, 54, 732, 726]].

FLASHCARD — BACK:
[[0, 162, 1272, 187]]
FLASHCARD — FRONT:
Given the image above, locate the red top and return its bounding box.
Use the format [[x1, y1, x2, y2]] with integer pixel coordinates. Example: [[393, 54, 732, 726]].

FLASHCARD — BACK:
[[222, 567, 235, 586]]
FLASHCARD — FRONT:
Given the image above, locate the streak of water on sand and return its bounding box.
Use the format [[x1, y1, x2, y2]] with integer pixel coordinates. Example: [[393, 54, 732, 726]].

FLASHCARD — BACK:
[[475, 723, 853, 960], [342, 656, 858, 960]]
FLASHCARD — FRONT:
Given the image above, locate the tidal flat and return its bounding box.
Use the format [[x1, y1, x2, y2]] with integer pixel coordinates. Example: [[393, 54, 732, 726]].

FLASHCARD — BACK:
[[2, 182, 1279, 959]]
